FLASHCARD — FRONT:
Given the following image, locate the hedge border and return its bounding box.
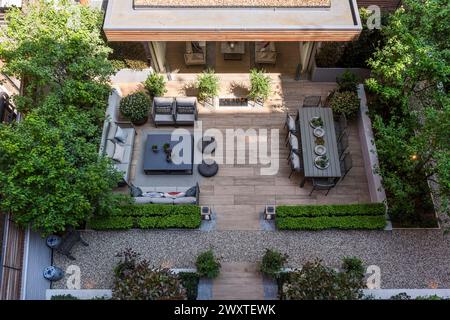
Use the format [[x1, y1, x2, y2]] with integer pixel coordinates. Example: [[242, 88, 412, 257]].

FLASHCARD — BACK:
[[276, 215, 386, 230], [276, 203, 385, 218]]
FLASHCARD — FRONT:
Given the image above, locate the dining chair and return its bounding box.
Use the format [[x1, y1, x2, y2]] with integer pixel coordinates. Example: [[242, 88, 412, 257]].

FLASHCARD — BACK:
[[334, 114, 348, 141], [337, 132, 349, 159], [288, 150, 304, 179], [309, 177, 337, 196], [286, 131, 299, 150], [339, 152, 353, 181], [284, 113, 297, 141], [303, 96, 322, 108]]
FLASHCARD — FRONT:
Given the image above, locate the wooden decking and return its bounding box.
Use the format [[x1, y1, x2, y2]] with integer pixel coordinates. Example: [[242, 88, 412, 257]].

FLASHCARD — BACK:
[[118, 73, 371, 231]]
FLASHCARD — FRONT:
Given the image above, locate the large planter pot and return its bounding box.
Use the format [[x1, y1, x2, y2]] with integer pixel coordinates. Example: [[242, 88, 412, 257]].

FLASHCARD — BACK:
[[132, 116, 148, 126], [311, 59, 371, 83]]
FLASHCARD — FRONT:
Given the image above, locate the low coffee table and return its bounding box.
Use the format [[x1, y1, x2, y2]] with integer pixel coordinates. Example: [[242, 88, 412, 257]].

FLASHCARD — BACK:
[[198, 160, 219, 177], [143, 133, 194, 175]]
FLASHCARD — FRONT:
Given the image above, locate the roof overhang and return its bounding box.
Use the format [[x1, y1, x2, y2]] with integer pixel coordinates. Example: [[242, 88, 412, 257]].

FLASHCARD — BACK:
[[103, 0, 362, 42]]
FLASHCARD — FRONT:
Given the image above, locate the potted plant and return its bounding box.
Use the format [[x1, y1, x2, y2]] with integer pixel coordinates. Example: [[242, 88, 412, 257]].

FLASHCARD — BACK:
[[195, 249, 221, 279], [144, 73, 167, 98], [315, 137, 325, 145], [248, 68, 271, 107], [119, 92, 151, 125], [260, 249, 288, 279], [310, 116, 323, 128], [196, 69, 219, 106], [328, 91, 360, 119], [163, 143, 170, 153], [152, 144, 158, 152]]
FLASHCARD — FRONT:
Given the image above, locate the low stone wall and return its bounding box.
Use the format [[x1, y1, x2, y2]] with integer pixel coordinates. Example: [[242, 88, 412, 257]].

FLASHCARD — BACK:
[[311, 62, 371, 83], [356, 85, 387, 204]]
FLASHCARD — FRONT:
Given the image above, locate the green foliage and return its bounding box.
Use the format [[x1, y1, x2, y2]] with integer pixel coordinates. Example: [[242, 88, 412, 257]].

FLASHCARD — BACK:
[[337, 70, 359, 93], [113, 249, 187, 300], [144, 73, 167, 97], [276, 216, 386, 231], [196, 69, 219, 101], [195, 250, 221, 279], [89, 204, 201, 230], [260, 249, 288, 279], [178, 272, 200, 300], [248, 69, 271, 102], [0, 105, 122, 235], [119, 92, 151, 124], [342, 257, 365, 278], [281, 258, 365, 300], [108, 42, 149, 71], [366, 0, 449, 218], [276, 203, 385, 218], [0, 0, 114, 119], [328, 91, 360, 119]]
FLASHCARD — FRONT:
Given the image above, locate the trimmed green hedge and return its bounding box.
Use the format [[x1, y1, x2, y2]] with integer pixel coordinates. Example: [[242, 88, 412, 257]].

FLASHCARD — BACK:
[[276, 215, 386, 230], [178, 272, 200, 300], [276, 203, 385, 218], [89, 205, 201, 230], [276, 203, 386, 230]]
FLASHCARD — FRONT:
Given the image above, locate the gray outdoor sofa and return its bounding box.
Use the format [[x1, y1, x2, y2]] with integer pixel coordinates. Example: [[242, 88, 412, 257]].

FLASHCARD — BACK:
[[99, 88, 136, 185], [130, 183, 200, 205], [152, 97, 197, 127]]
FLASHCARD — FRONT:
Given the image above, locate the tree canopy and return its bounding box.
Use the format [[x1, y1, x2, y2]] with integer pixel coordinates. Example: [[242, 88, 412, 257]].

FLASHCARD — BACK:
[[366, 0, 450, 220]]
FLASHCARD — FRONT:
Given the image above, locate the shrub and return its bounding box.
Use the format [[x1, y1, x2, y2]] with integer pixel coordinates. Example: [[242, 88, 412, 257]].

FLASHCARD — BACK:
[[137, 214, 201, 229], [196, 69, 219, 101], [144, 73, 167, 98], [248, 69, 271, 102], [113, 249, 187, 300], [50, 294, 79, 300], [328, 91, 360, 119], [342, 257, 365, 278], [260, 249, 288, 279], [337, 70, 359, 93], [276, 216, 386, 230], [178, 272, 200, 300], [119, 92, 151, 124], [315, 42, 345, 68], [196, 250, 221, 278], [88, 216, 134, 230], [276, 204, 385, 218], [282, 258, 364, 300]]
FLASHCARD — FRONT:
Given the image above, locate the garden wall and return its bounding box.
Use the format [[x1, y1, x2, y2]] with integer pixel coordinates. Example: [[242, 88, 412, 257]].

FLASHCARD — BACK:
[[311, 60, 371, 83], [356, 84, 386, 204]]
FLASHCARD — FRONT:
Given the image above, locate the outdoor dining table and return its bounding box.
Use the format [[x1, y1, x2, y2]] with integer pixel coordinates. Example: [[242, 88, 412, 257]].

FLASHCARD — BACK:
[[297, 107, 342, 187]]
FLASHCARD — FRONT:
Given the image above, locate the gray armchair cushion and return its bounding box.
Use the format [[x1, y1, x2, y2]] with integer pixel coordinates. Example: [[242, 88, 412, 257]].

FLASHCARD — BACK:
[[107, 122, 118, 141], [105, 140, 115, 158], [154, 114, 175, 123], [177, 106, 195, 114], [150, 197, 175, 204], [173, 197, 197, 204], [155, 105, 172, 114], [175, 114, 195, 124]]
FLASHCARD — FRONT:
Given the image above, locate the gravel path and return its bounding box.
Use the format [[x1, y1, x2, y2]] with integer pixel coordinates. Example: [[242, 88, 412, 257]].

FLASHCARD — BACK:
[[53, 229, 450, 290]]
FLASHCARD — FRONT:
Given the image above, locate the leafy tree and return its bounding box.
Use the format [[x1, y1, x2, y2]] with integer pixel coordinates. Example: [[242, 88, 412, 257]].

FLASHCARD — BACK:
[[195, 249, 221, 278], [260, 249, 288, 279], [113, 249, 187, 300], [0, 0, 114, 121], [366, 0, 450, 216], [0, 99, 122, 235], [282, 258, 365, 300]]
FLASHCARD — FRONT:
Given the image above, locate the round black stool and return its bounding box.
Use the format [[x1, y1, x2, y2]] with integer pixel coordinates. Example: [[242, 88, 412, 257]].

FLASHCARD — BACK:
[[198, 160, 219, 177]]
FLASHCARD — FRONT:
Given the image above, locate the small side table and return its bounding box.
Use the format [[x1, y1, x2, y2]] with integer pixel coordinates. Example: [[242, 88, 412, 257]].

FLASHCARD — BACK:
[[264, 205, 276, 220], [201, 206, 212, 220]]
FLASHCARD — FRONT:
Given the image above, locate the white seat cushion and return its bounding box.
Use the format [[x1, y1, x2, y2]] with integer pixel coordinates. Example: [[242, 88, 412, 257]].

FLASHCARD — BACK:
[[173, 197, 197, 204], [289, 133, 299, 150], [287, 115, 296, 132], [290, 152, 301, 170]]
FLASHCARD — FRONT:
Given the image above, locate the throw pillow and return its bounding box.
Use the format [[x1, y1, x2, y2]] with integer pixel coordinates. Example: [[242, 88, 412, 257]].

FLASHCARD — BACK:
[[185, 185, 197, 197], [164, 192, 186, 198], [112, 143, 125, 162], [142, 192, 163, 198], [177, 106, 194, 114], [129, 184, 143, 197], [105, 140, 115, 158], [115, 126, 128, 144], [155, 105, 172, 114]]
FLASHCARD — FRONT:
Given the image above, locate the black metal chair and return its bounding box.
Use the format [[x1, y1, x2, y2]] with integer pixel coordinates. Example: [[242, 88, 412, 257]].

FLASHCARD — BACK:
[[339, 152, 353, 181], [288, 149, 304, 179], [334, 113, 348, 141], [309, 177, 337, 196], [337, 132, 349, 160], [303, 96, 322, 108], [286, 132, 301, 160]]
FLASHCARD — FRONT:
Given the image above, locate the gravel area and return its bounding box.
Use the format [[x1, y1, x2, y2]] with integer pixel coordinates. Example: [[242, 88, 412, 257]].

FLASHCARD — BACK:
[[53, 229, 450, 290], [134, 0, 331, 8]]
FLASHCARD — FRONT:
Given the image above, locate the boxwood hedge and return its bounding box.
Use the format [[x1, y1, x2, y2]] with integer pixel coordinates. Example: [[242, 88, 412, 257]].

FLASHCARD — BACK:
[[276, 203, 386, 230], [89, 205, 201, 230]]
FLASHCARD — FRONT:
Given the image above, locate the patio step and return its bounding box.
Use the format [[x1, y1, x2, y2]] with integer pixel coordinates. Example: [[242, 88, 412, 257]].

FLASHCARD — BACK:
[[212, 263, 265, 300]]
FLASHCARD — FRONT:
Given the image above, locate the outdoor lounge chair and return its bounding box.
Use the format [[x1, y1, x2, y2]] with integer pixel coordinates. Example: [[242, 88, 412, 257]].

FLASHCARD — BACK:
[[284, 113, 297, 141], [174, 97, 198, 126], [152, 97, 175, 127], [288, 150, 304, 179], [184, 41, 206, 66], [255, 42, 277, 64]]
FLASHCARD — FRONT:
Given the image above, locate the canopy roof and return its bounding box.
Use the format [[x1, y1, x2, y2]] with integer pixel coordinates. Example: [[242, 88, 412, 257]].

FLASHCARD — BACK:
[[104, 0, 361, 42]]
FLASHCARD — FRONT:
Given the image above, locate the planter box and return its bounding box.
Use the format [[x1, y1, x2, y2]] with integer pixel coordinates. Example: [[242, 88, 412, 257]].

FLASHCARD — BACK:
[[311, 60, 371, 83]]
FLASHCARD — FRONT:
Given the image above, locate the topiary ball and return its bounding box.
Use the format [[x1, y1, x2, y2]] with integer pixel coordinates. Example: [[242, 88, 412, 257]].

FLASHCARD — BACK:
[[119, 92, 151, 125]]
